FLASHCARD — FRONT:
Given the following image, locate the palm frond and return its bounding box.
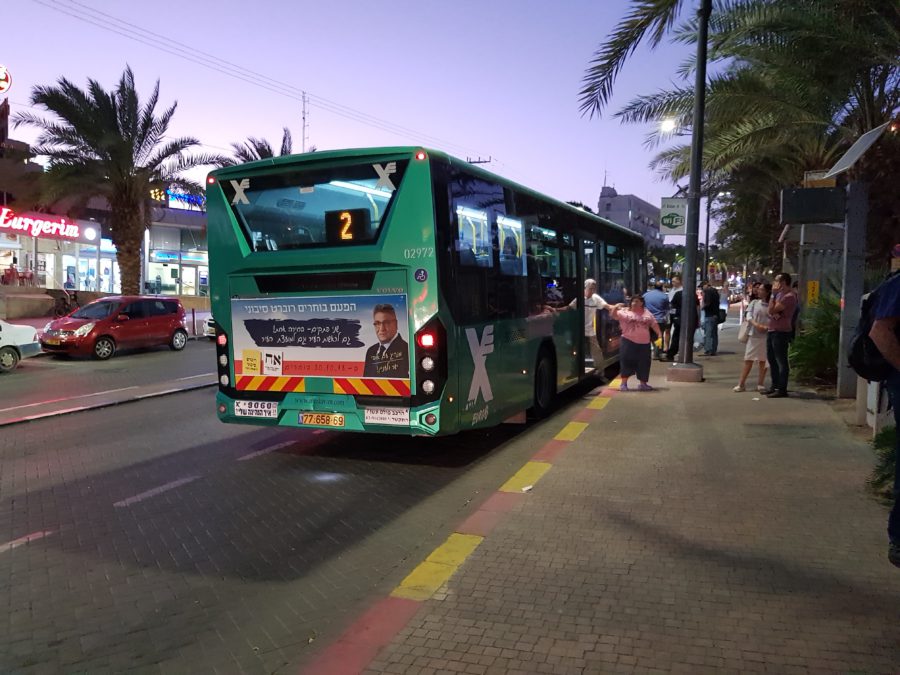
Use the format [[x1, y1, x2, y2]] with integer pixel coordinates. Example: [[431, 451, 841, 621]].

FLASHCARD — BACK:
[[579, 0, 684, 118]]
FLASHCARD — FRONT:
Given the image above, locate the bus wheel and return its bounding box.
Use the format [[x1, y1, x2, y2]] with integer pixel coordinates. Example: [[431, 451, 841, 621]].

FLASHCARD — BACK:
[[530, 349, 556, 418]]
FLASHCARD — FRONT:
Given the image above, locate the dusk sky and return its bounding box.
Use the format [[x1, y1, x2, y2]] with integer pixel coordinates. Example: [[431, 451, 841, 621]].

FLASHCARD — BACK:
[[6, 0, 695, 215]]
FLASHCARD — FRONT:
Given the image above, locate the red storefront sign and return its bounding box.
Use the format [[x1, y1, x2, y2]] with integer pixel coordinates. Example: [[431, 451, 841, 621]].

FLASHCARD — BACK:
[[0, 208, 97, 243]]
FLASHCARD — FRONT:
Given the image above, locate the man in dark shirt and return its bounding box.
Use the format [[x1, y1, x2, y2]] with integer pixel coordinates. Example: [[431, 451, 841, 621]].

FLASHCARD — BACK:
[[764, 272, 798, 398], [700, 281, 721, 356], [662, 276, 699, 362], [869, 273, 900, 567]]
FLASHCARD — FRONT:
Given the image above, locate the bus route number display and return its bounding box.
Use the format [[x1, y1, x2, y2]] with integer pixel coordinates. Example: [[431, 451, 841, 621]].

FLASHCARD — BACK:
[[325, 208, 371, 244]]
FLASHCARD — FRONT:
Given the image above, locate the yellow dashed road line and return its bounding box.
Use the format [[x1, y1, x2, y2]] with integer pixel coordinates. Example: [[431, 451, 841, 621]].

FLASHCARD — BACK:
[[499, 461, 552, 492], [555, 421, 588, 441], [588, 396, 611, 410], [391, 533, 483, 601]]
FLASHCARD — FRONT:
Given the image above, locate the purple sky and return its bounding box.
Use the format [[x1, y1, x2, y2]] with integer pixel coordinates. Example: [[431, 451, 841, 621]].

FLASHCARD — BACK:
[[5, 0, 693, 213]]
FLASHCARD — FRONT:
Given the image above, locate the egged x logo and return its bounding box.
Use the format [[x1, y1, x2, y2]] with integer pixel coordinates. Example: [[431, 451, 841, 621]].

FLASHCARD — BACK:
[[465, 325, 494, 403]]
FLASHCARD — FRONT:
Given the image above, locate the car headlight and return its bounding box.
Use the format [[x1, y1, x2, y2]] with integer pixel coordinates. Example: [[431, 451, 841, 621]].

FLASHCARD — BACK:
[[73, 322, 95, 337], [43, 322, 53, 333]]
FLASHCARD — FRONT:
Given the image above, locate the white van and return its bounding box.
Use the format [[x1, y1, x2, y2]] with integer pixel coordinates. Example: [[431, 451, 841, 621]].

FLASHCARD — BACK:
[[0, 320, 40, 372]]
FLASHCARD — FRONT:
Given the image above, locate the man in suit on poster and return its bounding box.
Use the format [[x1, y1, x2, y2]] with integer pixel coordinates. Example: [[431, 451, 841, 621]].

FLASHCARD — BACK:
[[363, 304, 409, 378]]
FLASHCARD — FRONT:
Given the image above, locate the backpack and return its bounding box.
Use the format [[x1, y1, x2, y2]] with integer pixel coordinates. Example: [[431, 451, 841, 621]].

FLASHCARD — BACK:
[[848, 272, 899, 382]]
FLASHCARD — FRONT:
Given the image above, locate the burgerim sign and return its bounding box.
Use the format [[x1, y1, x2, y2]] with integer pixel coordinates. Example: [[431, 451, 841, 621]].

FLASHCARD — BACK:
[[0, 207, 96, 242]]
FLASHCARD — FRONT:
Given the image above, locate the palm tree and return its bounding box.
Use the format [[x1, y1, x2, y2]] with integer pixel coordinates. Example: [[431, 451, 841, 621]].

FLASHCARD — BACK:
[[581, 0, 900, 263], [14, 66, 217, 294], [217, 128, 313, 167]]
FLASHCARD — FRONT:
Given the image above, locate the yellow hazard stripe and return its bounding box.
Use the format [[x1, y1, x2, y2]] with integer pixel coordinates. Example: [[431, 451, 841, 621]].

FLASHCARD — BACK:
[[379, 380, 401, 396], [391, 533, 483, 601], [555, 421, 588, 441], [271, 377, 291, 392], [499, 461, 552, 493], [347, 378, 372, 395], [246, 376, 267, 391], [588, 396, 611, 410]]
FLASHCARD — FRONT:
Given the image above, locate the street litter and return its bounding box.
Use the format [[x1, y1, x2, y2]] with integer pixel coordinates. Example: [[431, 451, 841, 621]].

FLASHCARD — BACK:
[[522, 485, 533, 492]]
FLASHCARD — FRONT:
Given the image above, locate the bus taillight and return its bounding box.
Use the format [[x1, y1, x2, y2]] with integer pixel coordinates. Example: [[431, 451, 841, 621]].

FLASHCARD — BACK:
[[414, 318, 447, 404], [415, 151, 427, 161], [217, 333, 227, 347]]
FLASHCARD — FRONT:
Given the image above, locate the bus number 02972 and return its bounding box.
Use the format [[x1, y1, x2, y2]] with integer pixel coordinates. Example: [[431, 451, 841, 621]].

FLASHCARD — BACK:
[[403, 247, 434, 259]]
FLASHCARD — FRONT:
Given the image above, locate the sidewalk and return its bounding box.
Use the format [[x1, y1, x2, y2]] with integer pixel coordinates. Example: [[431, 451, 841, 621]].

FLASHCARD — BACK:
[[317, 327, 900, 674]]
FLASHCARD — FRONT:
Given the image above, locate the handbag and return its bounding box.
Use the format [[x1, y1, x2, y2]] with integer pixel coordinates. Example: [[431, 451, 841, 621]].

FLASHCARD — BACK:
[[737, 300, 754, 344], [717, 308, 727, 324]]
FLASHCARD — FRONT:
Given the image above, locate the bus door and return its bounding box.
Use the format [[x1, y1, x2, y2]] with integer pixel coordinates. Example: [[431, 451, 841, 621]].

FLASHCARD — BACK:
[[581, 236, 601, 372]]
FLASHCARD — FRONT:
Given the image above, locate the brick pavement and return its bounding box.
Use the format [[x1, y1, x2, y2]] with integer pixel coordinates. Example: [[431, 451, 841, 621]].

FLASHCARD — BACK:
[[360, 330, 900, 674]]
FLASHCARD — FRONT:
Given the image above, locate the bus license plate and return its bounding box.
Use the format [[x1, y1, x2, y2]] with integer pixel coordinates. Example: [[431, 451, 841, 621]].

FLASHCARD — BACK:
[[234, 401, 278, 418], [300, 413, 345, 427]]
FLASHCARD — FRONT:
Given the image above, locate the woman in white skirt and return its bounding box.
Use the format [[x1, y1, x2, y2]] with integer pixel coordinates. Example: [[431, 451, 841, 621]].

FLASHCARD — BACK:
[[734, 283, 772, 392]]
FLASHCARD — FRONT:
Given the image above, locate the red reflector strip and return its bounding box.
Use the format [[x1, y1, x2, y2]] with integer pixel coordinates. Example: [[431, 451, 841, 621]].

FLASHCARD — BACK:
[[333, 378, 411, 397]]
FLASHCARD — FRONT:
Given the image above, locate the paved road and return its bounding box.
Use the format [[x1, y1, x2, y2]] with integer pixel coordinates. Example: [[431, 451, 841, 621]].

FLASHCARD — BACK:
[[0, 380, 588, 673], [0, 340, 217, 414]]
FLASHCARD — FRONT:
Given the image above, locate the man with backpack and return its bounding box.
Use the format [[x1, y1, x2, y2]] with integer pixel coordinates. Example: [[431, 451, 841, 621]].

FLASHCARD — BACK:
[[868, 272, 900, 568]]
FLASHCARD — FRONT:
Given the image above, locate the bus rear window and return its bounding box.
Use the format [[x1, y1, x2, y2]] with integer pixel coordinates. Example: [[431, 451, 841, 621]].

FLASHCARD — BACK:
[[221, 160, 409, 251]]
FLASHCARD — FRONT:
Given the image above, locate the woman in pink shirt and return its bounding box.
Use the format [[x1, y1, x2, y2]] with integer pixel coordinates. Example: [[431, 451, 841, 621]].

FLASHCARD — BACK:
[[610, 295, 661, 391]]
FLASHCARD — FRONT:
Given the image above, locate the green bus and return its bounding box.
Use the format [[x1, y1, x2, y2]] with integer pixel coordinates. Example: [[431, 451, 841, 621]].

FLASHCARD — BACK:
[[206, 147, 644, 435]]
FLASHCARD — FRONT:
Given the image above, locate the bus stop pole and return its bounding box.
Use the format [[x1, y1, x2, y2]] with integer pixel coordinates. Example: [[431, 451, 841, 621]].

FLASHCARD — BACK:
[[668, 0, 710, 383]]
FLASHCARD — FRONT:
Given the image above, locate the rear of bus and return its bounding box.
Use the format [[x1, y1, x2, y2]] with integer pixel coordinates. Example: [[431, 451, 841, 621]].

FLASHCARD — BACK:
[[206, 148, 452, 435]]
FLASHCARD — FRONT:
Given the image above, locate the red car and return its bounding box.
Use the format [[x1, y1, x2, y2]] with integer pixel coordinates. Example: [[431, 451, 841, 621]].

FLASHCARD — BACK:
[[41, 295, 188, 360]]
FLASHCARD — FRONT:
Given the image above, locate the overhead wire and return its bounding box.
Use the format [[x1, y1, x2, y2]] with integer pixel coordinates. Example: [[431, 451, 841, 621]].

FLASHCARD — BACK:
[[30, 0, 491, 159]]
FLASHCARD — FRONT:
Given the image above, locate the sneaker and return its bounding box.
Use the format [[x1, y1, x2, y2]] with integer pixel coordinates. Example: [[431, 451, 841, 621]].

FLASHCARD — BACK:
[[733, 385, 746, 392], [766, 390, 788, 399], [890, 542, 900, 568], [638, 383, 653, 391], [756, 386, 767, 393], [619, 382, 628, 392]]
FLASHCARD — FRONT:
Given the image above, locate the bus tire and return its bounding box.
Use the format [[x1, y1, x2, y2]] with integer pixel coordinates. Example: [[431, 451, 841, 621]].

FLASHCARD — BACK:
[[530, 347, 556, 418]]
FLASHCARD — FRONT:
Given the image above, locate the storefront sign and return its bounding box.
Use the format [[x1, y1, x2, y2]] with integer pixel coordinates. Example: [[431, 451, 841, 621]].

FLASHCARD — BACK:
[[0, 208, 98, 243], [0, 65, 11, 94]]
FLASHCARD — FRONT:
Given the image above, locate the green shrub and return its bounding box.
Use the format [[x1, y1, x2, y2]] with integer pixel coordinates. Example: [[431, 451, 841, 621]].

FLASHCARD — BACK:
[[868, 425, 896, 502], [789, 292, 841, 384]]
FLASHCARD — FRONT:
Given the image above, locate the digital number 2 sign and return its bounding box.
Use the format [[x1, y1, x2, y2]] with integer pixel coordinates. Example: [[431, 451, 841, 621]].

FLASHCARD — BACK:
[[325, 208, 371, 244]]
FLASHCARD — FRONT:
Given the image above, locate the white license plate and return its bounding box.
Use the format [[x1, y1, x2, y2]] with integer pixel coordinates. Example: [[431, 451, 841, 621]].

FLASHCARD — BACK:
[[300, 413, 345, 427], [363, 407, 410, 426], [234, 400, 279, 418]]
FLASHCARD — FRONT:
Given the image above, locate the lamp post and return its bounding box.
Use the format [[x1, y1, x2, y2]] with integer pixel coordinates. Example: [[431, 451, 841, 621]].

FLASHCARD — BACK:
[[668, 0, 712, 383]]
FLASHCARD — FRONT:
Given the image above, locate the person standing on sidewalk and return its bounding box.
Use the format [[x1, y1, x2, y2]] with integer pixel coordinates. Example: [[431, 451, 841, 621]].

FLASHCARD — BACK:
[[610, 295, 660, 391], [700, 281, 721, 356], [643, 282, 670, 359], [764, 272, 798, 398], [868, 272, 900, 567], [733, 283, 771, 393], [570, 279, 611, 374]]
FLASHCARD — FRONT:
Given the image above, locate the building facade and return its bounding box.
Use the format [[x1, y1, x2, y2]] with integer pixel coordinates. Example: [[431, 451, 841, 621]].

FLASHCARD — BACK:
[[596, 186, 662, 247]]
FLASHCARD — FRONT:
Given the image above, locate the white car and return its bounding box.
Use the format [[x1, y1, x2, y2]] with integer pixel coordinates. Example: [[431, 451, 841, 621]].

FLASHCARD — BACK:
[[0, 319, 41, 372], [203, 316, 216, 341]]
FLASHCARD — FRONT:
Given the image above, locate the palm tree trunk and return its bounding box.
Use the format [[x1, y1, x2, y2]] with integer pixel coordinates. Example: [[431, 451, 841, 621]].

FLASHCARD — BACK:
[[109, 203, 146, 295]]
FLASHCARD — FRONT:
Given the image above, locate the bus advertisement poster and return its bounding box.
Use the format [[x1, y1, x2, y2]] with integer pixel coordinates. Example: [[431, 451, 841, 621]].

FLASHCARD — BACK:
[[230, 294, 410, 383]]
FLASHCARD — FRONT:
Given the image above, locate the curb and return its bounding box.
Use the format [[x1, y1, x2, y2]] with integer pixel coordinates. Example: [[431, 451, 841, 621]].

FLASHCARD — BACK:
[[0, 381, 217, 428]]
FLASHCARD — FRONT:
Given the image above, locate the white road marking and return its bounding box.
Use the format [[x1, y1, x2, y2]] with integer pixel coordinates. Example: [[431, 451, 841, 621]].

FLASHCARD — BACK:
[[113, 476, 201, 508], [0, 386, 140, 413], [236, 440, 297, 462], [0, 530, 54, 555], [135, 388, 180, 399], [176, 373, 216, 381]]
